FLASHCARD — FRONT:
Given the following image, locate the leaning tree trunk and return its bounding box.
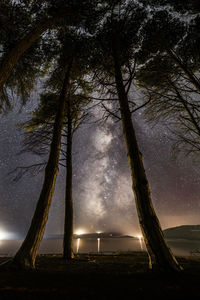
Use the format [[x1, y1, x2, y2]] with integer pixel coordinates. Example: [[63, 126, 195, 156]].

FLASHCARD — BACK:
[[63, 96, 74, 260], [113, 50, 182, 272], [12, 63, 73, 269], [0, 17, 59, 90]]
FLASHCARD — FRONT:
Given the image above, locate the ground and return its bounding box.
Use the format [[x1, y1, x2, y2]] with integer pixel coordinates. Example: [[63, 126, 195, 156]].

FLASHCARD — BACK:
[[0, 252, 200, 299]]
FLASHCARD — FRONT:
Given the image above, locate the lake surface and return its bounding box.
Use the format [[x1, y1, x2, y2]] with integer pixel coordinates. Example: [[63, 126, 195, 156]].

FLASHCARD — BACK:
[[0, 238, 200, 257]]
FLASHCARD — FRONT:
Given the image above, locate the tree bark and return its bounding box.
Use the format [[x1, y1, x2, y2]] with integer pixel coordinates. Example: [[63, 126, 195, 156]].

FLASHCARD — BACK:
[[112, 48, 182, 272], [0, 17, 58, 91], [12, 62, 73, 269], [63, 96, 74, 260]]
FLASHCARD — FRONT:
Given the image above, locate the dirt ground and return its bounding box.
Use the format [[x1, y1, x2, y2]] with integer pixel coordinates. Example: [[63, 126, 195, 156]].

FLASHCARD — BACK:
[[0, 252, 200, 300]]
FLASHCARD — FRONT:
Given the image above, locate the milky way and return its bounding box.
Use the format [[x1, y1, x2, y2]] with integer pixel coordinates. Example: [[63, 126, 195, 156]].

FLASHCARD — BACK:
[[0, 92, 200, 238]]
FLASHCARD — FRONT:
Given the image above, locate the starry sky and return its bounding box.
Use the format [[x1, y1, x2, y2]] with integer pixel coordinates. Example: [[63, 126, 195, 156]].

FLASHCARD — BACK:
[[0, 90, 200, 239]]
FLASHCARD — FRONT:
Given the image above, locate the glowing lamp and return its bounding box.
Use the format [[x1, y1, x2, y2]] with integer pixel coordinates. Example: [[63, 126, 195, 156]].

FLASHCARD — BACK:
[[75, 229, 85, 236], [0, 231, 9, 240]]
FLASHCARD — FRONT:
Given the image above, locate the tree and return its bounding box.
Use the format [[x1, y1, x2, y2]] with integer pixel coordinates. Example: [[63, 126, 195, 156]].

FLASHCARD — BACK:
[[7, 61, 73, 269], [20, 90, 90, 261], [137, 51, 200, 159], [137, 9, 200, 92], [63, 87, 90, 259], [8, 32, 92, 265], [0, 1, 103, 268], [90, 1, 182, 272], [0, 0, 103, 97], [0, 18, 59, 93], [136, 5, 200, 158], [36, 33, 92, 260]]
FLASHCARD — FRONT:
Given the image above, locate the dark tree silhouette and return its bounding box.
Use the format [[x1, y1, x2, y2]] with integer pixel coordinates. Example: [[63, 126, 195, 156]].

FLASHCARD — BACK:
[[11, 61, 73, 269], [90, 1, 182, 272], [10, 33, 92, 263], [136, 6, 200, 158]]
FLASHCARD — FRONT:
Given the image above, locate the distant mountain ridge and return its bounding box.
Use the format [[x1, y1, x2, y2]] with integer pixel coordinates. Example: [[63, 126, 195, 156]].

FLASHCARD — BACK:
[[45, 232, 136, 240], [45, 225, 200, 241], [163, 225, 200, 240]]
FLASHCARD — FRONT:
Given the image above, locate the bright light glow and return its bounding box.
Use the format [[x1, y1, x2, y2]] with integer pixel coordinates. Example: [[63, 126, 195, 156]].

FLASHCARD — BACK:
[[96, 231, 102, 234], [0, 232, 7, 240], [75, 229, 86, 236], [0, 230, 13, 240]]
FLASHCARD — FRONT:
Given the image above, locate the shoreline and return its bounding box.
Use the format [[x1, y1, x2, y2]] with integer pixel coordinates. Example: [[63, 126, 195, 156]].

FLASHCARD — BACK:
[[0, 253, 200, 299]]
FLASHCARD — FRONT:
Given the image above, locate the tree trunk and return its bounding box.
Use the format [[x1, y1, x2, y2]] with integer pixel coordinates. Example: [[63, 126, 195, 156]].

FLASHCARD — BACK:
[[12, 63, 73, 269], [0, 17, 58, 91], [112, 50, 182, 272], [63, 96, 74, 260]]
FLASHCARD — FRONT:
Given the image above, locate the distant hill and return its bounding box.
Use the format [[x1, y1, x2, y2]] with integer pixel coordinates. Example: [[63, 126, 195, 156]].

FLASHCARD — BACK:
[[45, 226, 200, 241], [45, 232, 136, 240], [163, 225, 200, 240]]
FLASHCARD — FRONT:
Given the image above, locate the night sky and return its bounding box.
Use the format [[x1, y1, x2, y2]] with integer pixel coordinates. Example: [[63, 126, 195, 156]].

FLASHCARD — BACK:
[[0, 90, 200, 239]]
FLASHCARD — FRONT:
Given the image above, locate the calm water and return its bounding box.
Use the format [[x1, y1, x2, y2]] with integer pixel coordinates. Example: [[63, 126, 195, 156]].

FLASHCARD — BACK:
[[0, 238, 200, 257]]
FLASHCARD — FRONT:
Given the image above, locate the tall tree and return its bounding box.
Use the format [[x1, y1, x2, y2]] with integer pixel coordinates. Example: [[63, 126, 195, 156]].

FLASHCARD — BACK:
[[19, 90, 90, 261], [8, 60, 73, 269], [8, 32, 92, 265], [91, 1, 182, 271], [41, 33, 93, 260]]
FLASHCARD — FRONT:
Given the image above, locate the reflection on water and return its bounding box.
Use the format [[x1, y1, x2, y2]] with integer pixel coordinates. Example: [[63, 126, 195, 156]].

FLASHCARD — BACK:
[[76, 238, 80, 253], [167, 239, 200, 256], [0, 238, 200, 257]]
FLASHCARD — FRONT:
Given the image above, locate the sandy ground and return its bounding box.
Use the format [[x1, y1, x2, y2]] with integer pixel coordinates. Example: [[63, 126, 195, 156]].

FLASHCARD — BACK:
[[0, 252, 200, 299]]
